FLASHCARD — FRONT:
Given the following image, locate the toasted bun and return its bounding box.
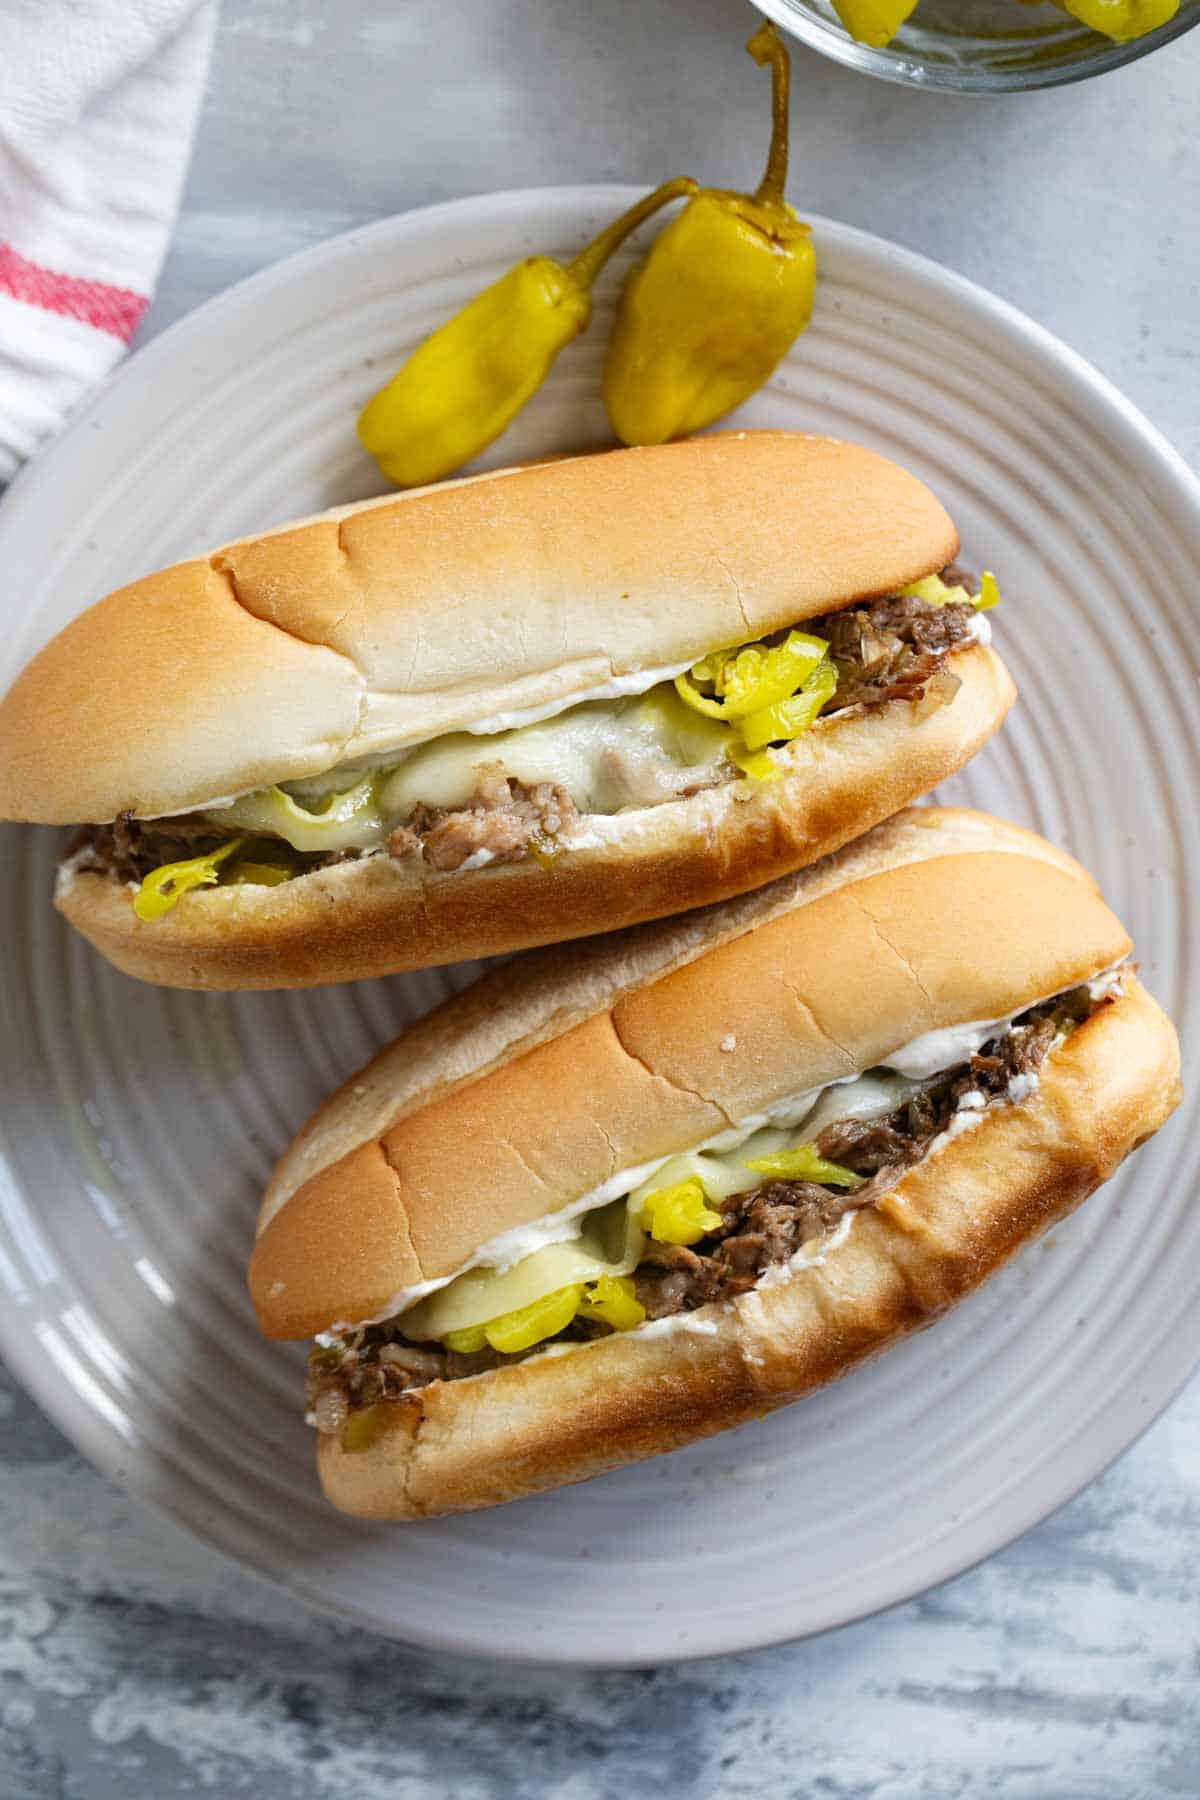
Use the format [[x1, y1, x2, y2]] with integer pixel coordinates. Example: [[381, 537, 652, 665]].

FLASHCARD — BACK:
[[315, 977, 1180, 1520], [0, 433, 957, 825], [248, 807, 1131, 1341], [54, 641, 1012, 990]]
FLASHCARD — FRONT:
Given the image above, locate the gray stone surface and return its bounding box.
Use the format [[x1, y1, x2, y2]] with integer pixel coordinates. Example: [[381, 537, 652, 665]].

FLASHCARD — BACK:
[[3, 1, 1199, 1793]]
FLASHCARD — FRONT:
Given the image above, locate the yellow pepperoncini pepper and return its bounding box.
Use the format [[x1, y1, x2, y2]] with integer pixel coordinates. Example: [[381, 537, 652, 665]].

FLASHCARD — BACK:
[[341, 1403, 384, 1454], [227, 860, 294, 888], [441, 1322, 489, 1354], [640, 1178, 723, 1246], [132, 837, 247, 922], [744, 1144, 865, 1190], [1056, 0, 1177, 40], [689, 631, 829, 721], [675, 629, 829, 721], [357, 178, 696, 488], [441, 1275, 645, 1358], [899, 571, 1000, 612], [602, 23, 816, 446], [739, 660, 838, 751], [459, 1285, 585, 1356], [674, 628, 837, 784], [576, 1275, 646, 1333], [831, 0, 917, 49], [728, 741, 783, 784]]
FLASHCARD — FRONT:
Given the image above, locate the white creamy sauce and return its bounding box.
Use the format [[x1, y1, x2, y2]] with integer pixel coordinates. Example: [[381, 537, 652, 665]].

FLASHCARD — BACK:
[[1006, 1072, 1039, 1104], [756, 1209, 856, 1290], [885, 1016, 1017, 1080], [925, 1108, 985, 1155], [1088, 965, 1127, 1001], [457, 660, 694, 738], [636, 1312, 723, 1341], [53, 845, 97, 895]]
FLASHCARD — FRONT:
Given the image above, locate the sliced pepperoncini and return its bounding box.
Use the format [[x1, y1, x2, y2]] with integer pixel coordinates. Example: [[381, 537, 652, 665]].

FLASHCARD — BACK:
[[727, 741, 782, 784], [475, 1284, 584, 1355], [975, 571, 1000, 612], [442, 1322, 490, 1355], [899, 571, 1001, 614], [441, 1274, 644, 1356], [132, 837, 247, 922], [341, 1403, 384, 1454], [675, 629, 829, 721], [639, 1178, 723, 1246], [603, 23, 815, 445], [739, 659, 838, 750], [675, 626, 838, 783], [357, 179, 696, 488], [227, 861, 294, 887], [744, 1144, 865, 1190], [576, 1274, 646, 1332]]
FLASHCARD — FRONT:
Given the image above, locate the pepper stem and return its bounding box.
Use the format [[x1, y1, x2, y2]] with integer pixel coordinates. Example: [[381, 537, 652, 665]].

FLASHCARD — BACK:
[[566, 177, 698, 290], [747, 21, 790, 207]]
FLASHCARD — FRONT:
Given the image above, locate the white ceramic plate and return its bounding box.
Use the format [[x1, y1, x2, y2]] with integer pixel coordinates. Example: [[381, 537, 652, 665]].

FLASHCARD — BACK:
[[0, 188, 1196, 1666]]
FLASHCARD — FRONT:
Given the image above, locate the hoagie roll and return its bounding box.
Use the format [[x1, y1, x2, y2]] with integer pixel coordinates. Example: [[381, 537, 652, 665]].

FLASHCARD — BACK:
[[247, 808, 1181, 1518], [0, 433, 1013, 988]]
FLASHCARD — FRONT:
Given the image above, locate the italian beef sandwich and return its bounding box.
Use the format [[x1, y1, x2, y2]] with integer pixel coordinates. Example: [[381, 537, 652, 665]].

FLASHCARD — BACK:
[[0, 432, 1013, 989], [248, 807, 1180, 1519]]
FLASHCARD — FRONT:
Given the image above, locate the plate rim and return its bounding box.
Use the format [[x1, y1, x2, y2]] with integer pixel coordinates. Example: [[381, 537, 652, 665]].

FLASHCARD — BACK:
[[1, 183, 1198, 1666]]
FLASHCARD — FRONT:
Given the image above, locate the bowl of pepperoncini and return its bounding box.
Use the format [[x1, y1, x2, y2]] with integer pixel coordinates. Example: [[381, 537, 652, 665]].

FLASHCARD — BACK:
[[756, 0, 1199, 90]]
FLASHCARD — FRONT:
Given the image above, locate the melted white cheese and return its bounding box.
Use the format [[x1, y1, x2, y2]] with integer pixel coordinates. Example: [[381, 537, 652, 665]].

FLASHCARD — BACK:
[[197, 608, 993, 852], [457, 660, 694, 737], [376, 692, 729, 822]]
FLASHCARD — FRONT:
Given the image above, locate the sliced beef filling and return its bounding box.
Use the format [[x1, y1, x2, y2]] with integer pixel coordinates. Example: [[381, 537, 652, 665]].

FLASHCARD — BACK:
[[821, 591, 978, 711], [68, 813, 234, 885], [307, 986, 1103, 1430], [386, 765, 580, 874], [73, 582, 982, 884]]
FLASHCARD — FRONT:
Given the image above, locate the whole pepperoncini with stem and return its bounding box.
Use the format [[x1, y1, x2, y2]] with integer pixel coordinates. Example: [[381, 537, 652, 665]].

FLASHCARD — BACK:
[[602, 22, 816, 447], [357, 177, 696, 488]]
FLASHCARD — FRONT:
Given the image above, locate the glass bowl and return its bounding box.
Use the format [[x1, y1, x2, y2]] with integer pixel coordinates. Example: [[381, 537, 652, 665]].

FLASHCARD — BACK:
[[755, 0, 1200, 90]]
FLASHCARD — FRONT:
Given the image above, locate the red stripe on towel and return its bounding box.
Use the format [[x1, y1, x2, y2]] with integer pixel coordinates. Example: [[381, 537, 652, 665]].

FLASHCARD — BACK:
[[0, 242, 147, 341]]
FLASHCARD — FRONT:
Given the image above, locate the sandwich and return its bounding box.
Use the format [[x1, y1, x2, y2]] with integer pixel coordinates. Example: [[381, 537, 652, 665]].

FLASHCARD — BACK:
[[0, 432, 1013, 989], [247, 807, 1181, 1519]]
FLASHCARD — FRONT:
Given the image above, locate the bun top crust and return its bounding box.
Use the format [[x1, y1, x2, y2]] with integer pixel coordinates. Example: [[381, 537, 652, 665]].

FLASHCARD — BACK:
[[0, 433, 957, 823], [247, 810, 1132, 1340]]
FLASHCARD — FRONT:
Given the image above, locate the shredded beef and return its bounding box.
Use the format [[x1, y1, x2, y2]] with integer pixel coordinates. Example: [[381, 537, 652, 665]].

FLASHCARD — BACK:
[[308, 988, 1102, 1434], [70, 813, 229, 884], [70, 812, 357, 884], [820, 593, 978, 711], [386, 764, 580, 872]]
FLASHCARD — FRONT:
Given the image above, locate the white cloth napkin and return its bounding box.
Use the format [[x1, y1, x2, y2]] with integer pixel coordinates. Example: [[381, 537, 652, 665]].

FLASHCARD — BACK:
[[0, 0, 217, 485]]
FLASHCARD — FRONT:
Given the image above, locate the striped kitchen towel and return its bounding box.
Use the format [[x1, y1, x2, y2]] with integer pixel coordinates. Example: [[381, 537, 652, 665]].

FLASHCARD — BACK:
[[0, 0, 217, 485]]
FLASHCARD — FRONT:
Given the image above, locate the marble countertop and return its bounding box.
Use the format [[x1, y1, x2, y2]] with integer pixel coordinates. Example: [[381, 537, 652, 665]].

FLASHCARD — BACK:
[[3, 2, 1199, 1794]]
